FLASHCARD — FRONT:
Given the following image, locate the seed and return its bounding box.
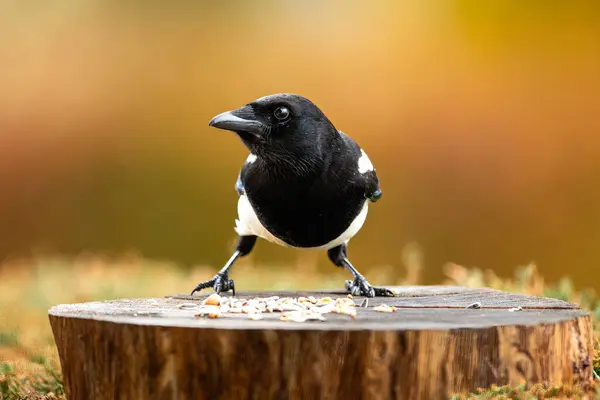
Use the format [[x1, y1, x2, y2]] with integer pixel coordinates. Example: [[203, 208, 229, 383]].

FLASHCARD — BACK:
[[281, 304, 304, 312], [313, 303, 334, 313], [249, 313, 264, 320], [280, 311, 307, 322], [203, 293, 222, 306], [332, 306, 357, 318], [219, 305, 231, 313], [335, 298, 356, 308], [243, 306, 260, 314], [194, 305, 219, 315], [317, 297, 334, 305], [374, 304, 396, 313], [281, 299, 297, 307]]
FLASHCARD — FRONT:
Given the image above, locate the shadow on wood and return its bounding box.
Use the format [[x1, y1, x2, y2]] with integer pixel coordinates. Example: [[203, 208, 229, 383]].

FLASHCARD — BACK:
[[48, 286, 594, 400]]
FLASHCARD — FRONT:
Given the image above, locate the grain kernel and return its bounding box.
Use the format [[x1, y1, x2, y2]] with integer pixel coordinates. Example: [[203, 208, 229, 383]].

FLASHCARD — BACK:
[[203, 293, 221, 306], [374, 304, 396, 313]]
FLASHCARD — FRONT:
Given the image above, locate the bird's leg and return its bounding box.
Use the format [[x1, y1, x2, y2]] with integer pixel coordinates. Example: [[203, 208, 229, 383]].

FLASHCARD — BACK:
[[327, 244, 395, 298], [191, 235, 257, 296]]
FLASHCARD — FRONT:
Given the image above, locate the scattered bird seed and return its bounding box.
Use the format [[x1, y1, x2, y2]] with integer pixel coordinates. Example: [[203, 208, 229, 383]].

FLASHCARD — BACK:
[[508, 306, 523, 312], [317, 297, 334, 305], [335, 298, 356, 308], [374, 304, 396, 313], [194, 305, 220, 317], [465, 302, 482, 309], [280, 312, 305, 322], [220, 305, 231, 313], [181, 294, 373, 322], [203, 293, 221, 306], [331, 305, 357, 318], [280, 310, 326, 322]]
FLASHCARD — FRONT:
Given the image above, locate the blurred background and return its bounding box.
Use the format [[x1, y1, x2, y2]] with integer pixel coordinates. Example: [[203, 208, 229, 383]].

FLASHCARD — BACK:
[[0, 0, 599, 291]]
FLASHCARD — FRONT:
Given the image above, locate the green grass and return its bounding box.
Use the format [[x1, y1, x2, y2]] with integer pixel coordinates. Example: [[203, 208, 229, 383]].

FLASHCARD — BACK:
[[1, 362, 63, 400], [0, 256, 599, 399], [0, 332, 19, 347], [451, 382, 600, 399]]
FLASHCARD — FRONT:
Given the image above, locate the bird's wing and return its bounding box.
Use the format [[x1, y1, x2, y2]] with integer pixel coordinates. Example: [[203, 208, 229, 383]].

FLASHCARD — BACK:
[[338, 130, 382, 203], [361, 168, 382, 203]]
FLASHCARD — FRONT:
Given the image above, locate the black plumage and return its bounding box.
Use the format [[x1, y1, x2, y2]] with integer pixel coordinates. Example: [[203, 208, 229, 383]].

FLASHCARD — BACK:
[[191, 93, 392, 297]]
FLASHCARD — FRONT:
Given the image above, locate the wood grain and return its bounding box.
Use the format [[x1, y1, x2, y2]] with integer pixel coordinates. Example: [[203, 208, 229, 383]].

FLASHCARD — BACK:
[[48, 286, 594, 400]]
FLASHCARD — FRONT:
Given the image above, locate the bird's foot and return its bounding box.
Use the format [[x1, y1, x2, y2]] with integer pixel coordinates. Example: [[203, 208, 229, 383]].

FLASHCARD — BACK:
[[191, 272, 235, 296], [345, 277, 395, 298]]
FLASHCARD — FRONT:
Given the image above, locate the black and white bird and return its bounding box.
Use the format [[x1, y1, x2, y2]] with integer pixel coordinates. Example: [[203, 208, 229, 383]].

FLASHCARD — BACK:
[[191, 93, 393, 297]]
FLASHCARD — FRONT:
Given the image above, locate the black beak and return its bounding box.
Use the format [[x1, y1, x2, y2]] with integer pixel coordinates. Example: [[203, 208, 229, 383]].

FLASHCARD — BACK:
[[208, 105, 264, 137]]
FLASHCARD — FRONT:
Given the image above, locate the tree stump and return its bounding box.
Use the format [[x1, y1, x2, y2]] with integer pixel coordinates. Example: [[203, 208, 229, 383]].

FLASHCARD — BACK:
[[48, 286, 594, 400]]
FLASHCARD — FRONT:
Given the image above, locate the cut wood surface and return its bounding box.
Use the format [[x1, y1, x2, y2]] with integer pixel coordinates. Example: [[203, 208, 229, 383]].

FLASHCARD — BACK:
[[48, 286, 594, 400]]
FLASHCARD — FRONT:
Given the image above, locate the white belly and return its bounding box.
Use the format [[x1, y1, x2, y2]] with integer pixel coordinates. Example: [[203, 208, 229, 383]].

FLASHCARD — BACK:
[[234, 194, 369, 250]]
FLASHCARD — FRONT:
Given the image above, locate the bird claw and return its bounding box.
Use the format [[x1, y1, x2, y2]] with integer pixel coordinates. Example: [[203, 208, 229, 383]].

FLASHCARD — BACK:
[[345, 278, 394, 298], [373, 287, 396, 297], [191, 273, 235, 296]]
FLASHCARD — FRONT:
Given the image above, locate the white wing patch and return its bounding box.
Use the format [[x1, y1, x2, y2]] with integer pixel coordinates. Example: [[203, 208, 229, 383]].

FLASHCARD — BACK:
[[358, 149, 374, 174], [246, 153, 257, 164]]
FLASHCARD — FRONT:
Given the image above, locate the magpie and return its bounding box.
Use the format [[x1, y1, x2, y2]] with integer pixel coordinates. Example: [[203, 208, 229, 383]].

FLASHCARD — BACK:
[[191, 93, 393, 297]]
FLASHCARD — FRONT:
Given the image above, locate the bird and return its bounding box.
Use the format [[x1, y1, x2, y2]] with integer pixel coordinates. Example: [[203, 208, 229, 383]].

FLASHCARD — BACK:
[[191, 93, 393, 297]]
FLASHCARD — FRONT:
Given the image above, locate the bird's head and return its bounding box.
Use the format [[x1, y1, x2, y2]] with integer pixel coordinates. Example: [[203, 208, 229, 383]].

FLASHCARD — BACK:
[[208, 93, 338, 167]]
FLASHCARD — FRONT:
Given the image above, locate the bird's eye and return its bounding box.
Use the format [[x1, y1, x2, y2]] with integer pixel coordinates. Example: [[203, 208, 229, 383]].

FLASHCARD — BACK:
[[273, 106, 290, 121]]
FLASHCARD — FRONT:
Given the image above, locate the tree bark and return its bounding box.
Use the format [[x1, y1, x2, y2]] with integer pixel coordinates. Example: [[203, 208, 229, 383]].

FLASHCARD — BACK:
[[48, 286, 594, 400]]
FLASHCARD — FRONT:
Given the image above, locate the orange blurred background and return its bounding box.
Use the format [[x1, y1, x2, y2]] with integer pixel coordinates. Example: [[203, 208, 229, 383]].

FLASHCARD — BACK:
[[0, 1, 599, 289]]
